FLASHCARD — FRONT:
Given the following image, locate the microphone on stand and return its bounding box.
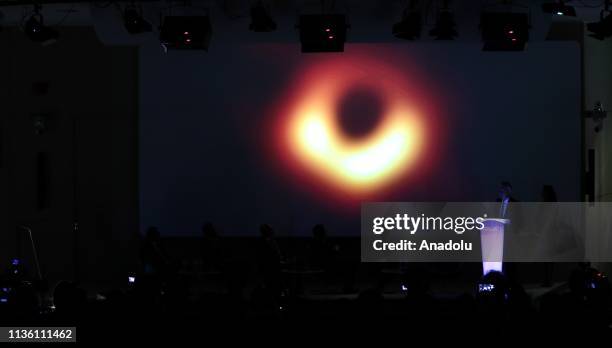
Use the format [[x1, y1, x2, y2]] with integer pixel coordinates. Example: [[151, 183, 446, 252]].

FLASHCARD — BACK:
[[16, 225, 50, 307], [17, 225, 43, 281]]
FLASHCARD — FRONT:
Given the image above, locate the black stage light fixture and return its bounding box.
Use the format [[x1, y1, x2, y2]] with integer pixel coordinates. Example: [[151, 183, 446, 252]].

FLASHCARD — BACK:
[[430, 9, 457, 40], [393, 7, 421, 40], [587, 11, 612, 40], [298, 14, 348, 53], [24, 9, 59, 45], [124, 7, 152, 34], [249, 2, 276, 32], [160, 15, 212, 51], [542, 1, 576, 17], [480, 12, 529, 51]]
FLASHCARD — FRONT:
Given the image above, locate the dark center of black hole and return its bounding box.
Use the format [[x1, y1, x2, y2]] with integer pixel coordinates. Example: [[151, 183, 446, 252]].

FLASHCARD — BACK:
[[336, 87, 384, 139]]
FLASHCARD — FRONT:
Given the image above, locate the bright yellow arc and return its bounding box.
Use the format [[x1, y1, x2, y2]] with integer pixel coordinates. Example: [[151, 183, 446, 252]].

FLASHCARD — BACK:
[[288, 97, 424, 194]]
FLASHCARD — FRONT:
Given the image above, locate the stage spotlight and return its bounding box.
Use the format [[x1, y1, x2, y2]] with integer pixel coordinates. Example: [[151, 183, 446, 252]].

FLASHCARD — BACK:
[[542, 1, 576, 16], [23, 10, 59, 46], [587, 11, 612, 40], [160, 15, 212, 51], [249, 2, 276, 32], [480, 12, 529, 51], [298, 14, 348, 53], [429, 9, 457, 40], [123, 7, 152, 34], [392, 6, 421, 40]]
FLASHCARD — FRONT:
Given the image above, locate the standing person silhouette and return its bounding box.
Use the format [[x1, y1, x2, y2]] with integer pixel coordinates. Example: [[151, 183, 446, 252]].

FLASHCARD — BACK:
[[256, 224, 283, 297]]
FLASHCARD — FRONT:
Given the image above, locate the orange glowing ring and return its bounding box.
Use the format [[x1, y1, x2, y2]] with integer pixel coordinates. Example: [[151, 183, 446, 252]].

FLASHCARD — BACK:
[[277, 56, 428, 197]]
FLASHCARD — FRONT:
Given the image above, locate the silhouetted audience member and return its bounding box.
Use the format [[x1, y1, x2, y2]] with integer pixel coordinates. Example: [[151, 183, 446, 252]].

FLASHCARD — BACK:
[[256, 224, 283, 296], [0, 282, 39, 325], [249, 286, 281, 319], [356, 287, 384, 317], [568, 264, 611, 306], [307, 224, 338, 271], [52, 281, 86, 324], [140, 227, 169, 277], [475, 271, 532, 318], [201, 222, 223, 271], [137, 227, 172, 305], [541, 264, 611, 332]]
